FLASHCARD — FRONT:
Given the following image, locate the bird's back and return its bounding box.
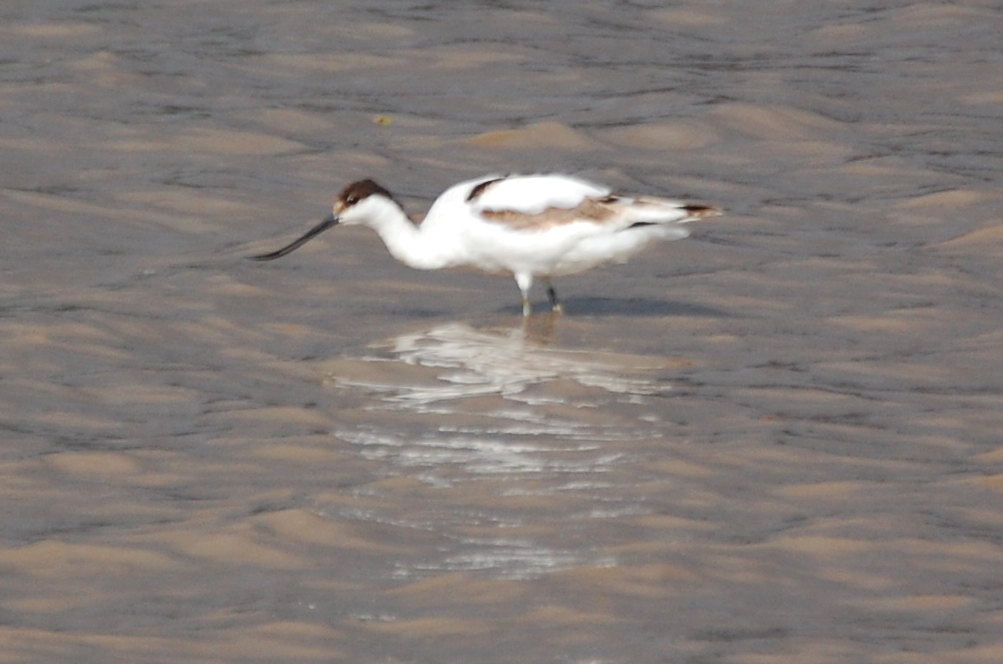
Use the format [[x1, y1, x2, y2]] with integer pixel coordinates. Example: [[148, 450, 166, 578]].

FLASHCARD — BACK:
[[417, 173, 718, 276]]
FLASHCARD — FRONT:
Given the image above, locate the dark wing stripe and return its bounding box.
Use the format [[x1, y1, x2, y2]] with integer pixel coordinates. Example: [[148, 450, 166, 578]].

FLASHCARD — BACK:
[[465, 177, 506, 203], [682, 204, 721, 217]]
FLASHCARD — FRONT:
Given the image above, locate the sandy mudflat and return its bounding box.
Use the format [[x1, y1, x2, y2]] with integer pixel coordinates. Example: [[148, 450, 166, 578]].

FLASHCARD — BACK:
[[2, 2, 1002, 662]]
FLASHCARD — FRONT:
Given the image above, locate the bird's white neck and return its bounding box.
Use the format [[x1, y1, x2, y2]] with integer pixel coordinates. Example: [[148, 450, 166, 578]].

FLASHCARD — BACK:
[[356, 197, 456, 270]]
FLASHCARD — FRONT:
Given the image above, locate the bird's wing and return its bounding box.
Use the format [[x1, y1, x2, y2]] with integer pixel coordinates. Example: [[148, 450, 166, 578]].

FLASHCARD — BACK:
[[467, 174, 719, 232], [467, 175, 611, 216]]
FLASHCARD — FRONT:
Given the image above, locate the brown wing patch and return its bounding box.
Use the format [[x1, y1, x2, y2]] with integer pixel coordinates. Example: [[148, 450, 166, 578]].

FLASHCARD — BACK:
[[481, 197, 620, 231]]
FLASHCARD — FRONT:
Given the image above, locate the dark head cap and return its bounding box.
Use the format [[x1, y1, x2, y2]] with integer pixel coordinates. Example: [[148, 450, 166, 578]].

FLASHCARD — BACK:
[[338, 179, 395, 208]]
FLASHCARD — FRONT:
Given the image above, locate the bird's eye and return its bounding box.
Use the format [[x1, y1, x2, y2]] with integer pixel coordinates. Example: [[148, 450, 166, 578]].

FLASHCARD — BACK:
[[345, 195, 358, 205]]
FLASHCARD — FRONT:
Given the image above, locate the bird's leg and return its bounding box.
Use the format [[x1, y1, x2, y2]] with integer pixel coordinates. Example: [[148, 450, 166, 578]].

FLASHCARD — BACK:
[[544, 279, 563, 314], [515, 273, 534, 317]]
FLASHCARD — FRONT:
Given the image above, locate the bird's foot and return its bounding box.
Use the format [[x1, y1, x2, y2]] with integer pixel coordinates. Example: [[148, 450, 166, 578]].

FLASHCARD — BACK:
[[545, 283, 562, 314]]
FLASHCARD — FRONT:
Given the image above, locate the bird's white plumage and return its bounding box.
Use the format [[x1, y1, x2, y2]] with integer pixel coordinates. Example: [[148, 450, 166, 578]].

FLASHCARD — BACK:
[[469, 174, 610, 215], [251, 173, 721, 315]]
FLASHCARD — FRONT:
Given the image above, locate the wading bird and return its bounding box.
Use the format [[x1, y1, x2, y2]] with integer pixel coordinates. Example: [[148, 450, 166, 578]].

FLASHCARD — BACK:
[[250, 174, 720, 315]]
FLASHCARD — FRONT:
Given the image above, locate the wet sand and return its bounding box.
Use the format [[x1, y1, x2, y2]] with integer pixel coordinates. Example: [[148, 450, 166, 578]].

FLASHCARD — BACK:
[[2, 2, 1003, 662]]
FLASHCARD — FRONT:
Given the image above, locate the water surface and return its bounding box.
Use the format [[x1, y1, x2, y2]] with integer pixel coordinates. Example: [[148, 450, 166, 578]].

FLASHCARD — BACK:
[[2, 1, 1003, 662]]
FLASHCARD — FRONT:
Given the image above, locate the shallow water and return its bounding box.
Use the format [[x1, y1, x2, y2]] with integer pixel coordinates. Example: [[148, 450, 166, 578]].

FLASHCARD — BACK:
[[3, 1, 1003, 662]]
